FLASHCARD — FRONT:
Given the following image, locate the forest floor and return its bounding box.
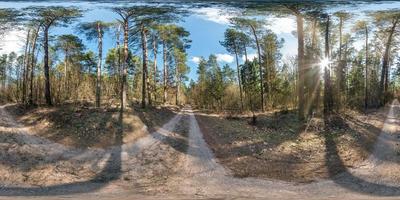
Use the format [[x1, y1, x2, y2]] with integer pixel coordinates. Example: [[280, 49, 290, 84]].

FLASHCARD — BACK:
[[196, 107, 384, 182], [3, 103, 178, 148], [0, 101, 400, 199]]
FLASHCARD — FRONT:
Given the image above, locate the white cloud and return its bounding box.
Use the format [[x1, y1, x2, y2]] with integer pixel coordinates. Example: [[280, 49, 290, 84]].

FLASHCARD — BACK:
[[192, 7, 236, 25], [266, 17, 296, 35], [0, 29, 26, 55], [241, 53, 258, 62], [191, 56, 201, 64], [216, 53, 234, 63]]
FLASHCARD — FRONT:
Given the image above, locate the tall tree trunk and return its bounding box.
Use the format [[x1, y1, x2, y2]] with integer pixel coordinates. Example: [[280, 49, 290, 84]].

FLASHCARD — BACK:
[[152, 35, 158, 104], [116, 25, 121, 101], [364, 26, 369, 110], [337, 17, 345, 108], [243, 43, 248, 62], [312, 18, 320, 113], [324, 15, 332, 115], [64, 50, 68, 101], [339, 18, 343, 61], [176, 65, 179, 106], [120, 20, 128, 113], [96, 22, 102, 108], [140, 24, 149, 108], [163, 41, 168, 104], [22, 30, 30, 104], [234, 42, 243, 111], [250, 25, 264, 112], [296, 13, 305, 119], [43, 26, 52, 106], [380, 18, 398, 105], [29, 27, 39, 105]]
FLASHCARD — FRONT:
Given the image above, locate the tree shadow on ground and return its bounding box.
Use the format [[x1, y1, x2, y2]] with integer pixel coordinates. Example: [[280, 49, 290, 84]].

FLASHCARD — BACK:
[[194, 104, 399, 183], [324, 102, 400, 196], [325, 133, 400, 196], [3, 104, 126, 148], [0, 111, 124, 196]]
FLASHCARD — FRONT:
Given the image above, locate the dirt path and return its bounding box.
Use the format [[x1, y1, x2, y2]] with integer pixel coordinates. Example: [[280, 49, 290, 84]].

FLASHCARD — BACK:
[[1, 102, 400, 199], [0, 105, 185, 196]]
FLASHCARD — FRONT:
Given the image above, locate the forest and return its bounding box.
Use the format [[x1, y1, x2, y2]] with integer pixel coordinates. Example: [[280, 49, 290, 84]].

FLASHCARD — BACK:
[[0, 3, 399, 117], [0, 1, 400, 199]]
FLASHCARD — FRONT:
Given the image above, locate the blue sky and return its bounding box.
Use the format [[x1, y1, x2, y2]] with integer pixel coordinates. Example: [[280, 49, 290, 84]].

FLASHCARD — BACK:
[[0, 1, 399, 81]]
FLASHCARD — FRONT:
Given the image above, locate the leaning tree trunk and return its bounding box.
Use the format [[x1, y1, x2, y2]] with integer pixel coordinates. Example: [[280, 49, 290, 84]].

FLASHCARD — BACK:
[[140, 24, 149, 108], [380, 18, 398, 105], [96, 22, 103, 108], [43, 26, 52, 106]]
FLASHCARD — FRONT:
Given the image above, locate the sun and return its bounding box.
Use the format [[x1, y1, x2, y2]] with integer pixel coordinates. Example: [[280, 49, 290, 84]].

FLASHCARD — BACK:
[[320, 57, 330, 69]]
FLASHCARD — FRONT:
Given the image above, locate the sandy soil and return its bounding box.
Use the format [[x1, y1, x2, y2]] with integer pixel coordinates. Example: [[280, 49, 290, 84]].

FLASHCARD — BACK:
[[0, 101, 400, 199]]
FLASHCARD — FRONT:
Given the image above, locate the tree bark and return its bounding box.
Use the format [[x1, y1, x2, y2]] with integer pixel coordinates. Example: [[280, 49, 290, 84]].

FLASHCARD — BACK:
[[120, 20, 128, 113], [163, 41, 168, 104], [234, 42, 243, 111], [296, 13, 305, 119], [29, 27, 39, 105], [96, 22, 102, 108], [152, 35, 158, 104], [243, 43, 248, 62], [43, 26, 52, 106], [175, 62, 179, 106], [324, 15, 332, 115], [337, 17, 345, 108], [364, 26, 369, 110], [22, 30, 30, 104], [116, 25, 121, 101], [140, 24, 148, 108], [380, 18, 398, 105], [64, 49, 68, 100], [250, 24, 264, 112]]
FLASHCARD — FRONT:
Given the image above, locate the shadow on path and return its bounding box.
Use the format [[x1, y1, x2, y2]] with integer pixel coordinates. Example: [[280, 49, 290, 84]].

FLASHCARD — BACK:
[[0, 112, 124, 196]]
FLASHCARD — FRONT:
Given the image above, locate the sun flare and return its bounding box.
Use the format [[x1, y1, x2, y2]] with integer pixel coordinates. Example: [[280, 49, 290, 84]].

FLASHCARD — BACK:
[[320, 57, 330, 68]]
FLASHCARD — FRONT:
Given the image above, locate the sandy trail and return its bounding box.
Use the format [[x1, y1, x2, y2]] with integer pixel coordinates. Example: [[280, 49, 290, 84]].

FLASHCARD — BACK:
[[1, 101, 400, 199]]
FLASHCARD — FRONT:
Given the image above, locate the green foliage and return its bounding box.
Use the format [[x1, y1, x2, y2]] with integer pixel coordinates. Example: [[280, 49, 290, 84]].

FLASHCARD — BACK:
[[105, 47, 139, 76], [77, 21, 112, 41], [81, 51, 97, 73], [220, 28, 248, 57], [241, 60, 260, 100], [26, 6, 82, 28]]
